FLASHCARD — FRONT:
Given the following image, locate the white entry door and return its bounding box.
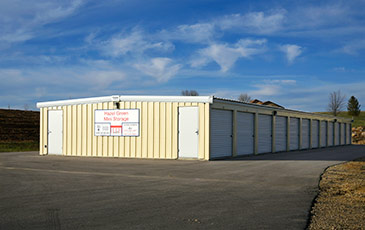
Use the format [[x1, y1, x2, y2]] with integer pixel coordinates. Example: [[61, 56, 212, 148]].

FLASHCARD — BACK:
[[178, 107, 199, 158], [48, 110, 63, 155]]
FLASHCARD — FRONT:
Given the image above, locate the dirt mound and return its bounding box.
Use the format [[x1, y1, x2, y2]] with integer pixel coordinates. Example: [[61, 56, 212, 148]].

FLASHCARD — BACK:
[[308, 159, 365, 229], [0, 109, 39, 142], [352, 126, 365, 144]]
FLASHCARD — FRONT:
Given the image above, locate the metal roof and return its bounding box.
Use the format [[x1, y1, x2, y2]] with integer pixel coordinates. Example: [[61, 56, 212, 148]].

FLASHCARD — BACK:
[[36, 95, 214, 108], [213, 97, 352, 122]]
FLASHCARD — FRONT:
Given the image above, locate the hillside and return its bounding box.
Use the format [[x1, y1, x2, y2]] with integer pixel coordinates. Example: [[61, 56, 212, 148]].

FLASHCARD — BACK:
[[316, 111, 365, 128], [0, 109, 39, 151]]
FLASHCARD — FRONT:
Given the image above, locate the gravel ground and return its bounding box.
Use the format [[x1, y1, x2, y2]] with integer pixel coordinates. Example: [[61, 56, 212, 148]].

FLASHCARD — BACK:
[[308, 157, 365, 230]]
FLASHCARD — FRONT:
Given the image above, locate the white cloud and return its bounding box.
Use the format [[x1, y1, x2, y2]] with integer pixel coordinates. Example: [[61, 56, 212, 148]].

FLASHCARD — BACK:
[[159, 23, 215, 44], [134, 58, 181, 82], [217, 10, 286, 34], [280, 44, 302, 63], [191, 39, 267, 72], [341, 39, 365, 55], [102, 29, 174, 57], [264, 79, 297, 85], [0, 0, 83, 43]]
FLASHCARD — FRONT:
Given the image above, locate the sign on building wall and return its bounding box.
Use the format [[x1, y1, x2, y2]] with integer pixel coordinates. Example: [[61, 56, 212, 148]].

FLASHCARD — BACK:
[[94, 109, 140, 136]]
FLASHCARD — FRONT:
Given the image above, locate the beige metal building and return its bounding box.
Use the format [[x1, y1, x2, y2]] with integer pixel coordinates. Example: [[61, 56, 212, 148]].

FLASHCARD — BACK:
[[37, 95, 352, 160]]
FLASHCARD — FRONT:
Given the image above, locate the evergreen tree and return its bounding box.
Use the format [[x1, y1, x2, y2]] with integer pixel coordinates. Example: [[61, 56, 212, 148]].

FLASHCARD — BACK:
[[347, 96, 361, 116]]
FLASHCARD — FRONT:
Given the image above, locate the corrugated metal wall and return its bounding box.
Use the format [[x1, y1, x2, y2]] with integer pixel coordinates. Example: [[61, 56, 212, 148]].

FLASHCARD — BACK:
[[320, 121, 327, 147], [210, 109, 233, 158], [236, 112, 254, 155], [301, 119, 310, 149], [328, 122, 334, 146], [40, 101, 210, 160], [340, 123, 345, 145], [334, 123, 340, 146], [290, 118, 299, 150], [258, 114, 272, 154], [275, 116, 287, 152], [311, 120, 319, 148]]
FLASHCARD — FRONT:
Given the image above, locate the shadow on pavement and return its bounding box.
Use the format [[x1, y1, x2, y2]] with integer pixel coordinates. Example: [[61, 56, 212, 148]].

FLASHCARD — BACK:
[[214, 145, 365, 161]]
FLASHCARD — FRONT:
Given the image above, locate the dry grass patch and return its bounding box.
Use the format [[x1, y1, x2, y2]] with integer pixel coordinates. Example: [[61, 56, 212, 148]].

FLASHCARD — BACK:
[[308, 158, 365, 230]]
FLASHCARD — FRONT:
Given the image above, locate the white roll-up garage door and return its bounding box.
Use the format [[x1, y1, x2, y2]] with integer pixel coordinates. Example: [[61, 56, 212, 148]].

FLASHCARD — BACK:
[[236, 112, 254, 155], [290, 118, 299, 150], [275, 116, 287, 152], [346, 123, 351, 144], [340, 123, 345, 145], [258, 114, 272, 154], [311, 120, 319, 148], [328, 122, 334, 146], [334, 123, 340, 146], [301, 119, 310, 149], [320, 121, 327, 147], [210, 109, 233, 158]]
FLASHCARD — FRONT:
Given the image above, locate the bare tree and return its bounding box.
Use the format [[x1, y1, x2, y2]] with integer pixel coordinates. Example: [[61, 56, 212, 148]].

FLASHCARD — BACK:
[[327, 90, 346, 116], [238, 93, 252, 102], [181, 90, 199, 96]]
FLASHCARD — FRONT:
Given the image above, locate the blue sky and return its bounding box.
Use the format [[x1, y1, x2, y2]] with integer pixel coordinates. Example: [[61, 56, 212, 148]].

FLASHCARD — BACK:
[[0, 0, 364, 111]]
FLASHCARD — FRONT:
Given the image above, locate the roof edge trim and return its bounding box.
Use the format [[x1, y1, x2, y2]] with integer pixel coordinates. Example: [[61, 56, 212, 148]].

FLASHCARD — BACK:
[[36, 95, 213, 108]]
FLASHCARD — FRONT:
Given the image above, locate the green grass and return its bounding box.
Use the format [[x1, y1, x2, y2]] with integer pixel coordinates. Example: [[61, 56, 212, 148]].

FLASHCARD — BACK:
[[316, 111, 365, 127], [0, 141, 39, 152]]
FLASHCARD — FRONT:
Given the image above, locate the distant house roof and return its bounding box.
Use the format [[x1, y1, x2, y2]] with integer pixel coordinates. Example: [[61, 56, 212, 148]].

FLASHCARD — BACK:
[[250, 99, 285, 109]]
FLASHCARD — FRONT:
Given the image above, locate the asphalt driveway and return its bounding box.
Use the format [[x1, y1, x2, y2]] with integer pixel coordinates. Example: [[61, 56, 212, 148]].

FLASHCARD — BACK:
[[1, 145, 364, 230]]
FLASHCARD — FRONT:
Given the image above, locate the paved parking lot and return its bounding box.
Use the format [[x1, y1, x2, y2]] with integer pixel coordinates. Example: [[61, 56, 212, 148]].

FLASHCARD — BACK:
[[1, 145, 364, 230]]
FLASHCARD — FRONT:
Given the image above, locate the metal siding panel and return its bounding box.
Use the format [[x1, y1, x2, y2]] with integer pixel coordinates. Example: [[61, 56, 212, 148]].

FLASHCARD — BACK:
[[82, 105, 87, 156], [136, 102, 142, 158], [107, 102, 113, 157], [141, 102, 148, 158], [97, 103, 103, 157], [301, 119, 310, 149], [160, 103, 166, 158], [290, 118, 299, 150], [346, 123, 350, 144], [311, 120, 319, 148], [124, 102, 131, 157], [87, 104, 92, 156], [165, 103, 172, 158], [204, 103, 210, 160], [77, 105, 82, 156], [320, 121, 327, 147], [147, 102, 154, 158], [334, 123, 340, 146], [101, 103, 108, 157], [258, 114, 272, 154], [328, 122, 334, 146], [62, 106, 67, 155], [71, 105, 77, 156], [154, 102, 160, 158], [236, 112, 254, 155], [66, 106, 72, 156], [340, 123, 345, 145], [275, 116, 287, 152], [130, 102, 136, 158], [112, 102, 119, 157], [172, 102, 178, 159], [210, 109, 233, 158]]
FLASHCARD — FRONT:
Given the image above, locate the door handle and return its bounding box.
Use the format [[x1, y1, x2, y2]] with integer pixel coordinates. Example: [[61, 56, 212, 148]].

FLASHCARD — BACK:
[[195, 130, 199, 135]]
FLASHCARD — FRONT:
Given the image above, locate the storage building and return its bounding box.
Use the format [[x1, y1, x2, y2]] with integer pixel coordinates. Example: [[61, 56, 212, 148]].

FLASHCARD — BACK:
[[37, 95, 352, 160]]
